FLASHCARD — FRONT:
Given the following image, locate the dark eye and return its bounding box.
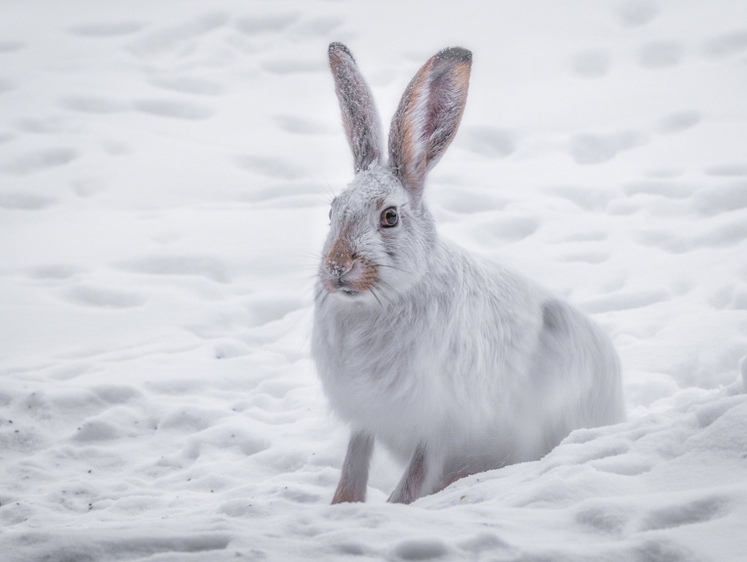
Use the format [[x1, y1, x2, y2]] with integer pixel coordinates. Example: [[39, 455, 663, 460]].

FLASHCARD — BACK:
[[381, 207, 398, 228]]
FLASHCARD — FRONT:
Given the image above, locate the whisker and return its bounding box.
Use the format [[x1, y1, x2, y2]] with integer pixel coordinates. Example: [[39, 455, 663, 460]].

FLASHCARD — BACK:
[[370, 287, 383, 308]]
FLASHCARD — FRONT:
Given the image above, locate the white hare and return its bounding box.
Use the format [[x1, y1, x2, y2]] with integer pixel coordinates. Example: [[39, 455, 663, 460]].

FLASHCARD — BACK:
[[312, 43, 625, 505]]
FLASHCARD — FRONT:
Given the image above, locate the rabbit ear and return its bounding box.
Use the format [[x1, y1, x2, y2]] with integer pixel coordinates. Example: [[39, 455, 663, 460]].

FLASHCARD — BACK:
[[329, 43, 383, 174], [388, 47, 471, 201]]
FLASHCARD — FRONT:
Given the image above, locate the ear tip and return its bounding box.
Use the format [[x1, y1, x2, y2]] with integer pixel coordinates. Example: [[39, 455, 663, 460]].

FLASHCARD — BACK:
[[329, 42, 354, 61], [437, 46, 472, 64]]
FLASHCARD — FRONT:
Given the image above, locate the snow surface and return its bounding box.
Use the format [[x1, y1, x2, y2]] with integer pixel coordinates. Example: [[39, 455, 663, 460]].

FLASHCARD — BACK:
[[1, 0, 746, 560]]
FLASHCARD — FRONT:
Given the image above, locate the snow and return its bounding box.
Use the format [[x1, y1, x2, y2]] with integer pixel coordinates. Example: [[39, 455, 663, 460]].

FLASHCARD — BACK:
[[0, 0, 746, 560]]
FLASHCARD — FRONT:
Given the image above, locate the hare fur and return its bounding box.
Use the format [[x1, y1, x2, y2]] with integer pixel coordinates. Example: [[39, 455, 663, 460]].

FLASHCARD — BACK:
[[312, 43, 625, 505]]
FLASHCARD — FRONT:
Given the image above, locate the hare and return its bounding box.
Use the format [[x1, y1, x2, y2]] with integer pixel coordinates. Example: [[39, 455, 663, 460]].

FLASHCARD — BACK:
[[312, 43, 625, 505]]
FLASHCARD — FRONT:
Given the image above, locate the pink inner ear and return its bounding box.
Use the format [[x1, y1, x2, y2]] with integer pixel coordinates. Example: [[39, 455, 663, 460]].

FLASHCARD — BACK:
[[388, 48, 471, 198]]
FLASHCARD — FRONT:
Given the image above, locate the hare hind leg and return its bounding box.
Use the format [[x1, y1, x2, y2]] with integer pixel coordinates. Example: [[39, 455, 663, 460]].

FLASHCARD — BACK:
[[332, 430, 374, 504]]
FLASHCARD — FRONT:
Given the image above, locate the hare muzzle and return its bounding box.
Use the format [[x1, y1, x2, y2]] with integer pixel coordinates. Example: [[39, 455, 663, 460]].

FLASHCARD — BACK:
[[322, 236, 378, 295]]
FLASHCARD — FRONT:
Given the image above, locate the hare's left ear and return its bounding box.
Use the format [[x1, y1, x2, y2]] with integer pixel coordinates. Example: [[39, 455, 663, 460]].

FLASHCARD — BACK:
[[388, 47, 471, 202], [329, 43, 383, 173]]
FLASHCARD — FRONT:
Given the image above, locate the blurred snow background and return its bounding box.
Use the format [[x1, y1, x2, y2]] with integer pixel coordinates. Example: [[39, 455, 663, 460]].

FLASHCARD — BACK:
[[1, 1, 746, 560]]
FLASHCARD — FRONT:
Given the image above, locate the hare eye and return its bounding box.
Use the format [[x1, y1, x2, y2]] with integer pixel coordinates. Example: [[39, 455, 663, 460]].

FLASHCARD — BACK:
[[381, 207, 398, 228]]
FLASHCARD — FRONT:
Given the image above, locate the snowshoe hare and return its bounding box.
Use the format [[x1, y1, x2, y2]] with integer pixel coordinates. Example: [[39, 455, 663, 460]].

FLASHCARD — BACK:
[[312, 43, 625, 505]]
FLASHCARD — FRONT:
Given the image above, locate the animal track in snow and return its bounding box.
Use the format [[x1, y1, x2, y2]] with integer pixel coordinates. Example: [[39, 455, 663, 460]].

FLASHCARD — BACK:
[[575, 505, 630, 535], [705, 163, 747, 177], [570, 49, 611, 78], [617, 0, 660, 28], [234, 154, 307, 180], [568, 131, 647, 164], [59, 96, 131, 113], [120, 255, 230, 283], [654, 111, 703, 135], [393, 538, 452, 561], [62, 286, 146, 308], [581, 290, 670, 313], [653, 110, 702, 134], [640, 496, 731, 531], [127, 13, 229, 58], [261, 58, 327, 75], [234, 14, 299, 35], [288, 17, 343, 39], [0, 193, 56, 210], [434, 190, 507, 214], [702, 30, 747, 58], [134, 99, 214, 120], [274, 114, 333, 135], [623, 180, 697, 199], [483, 216, 539, 242], [560, 251, 609, 264], [638, 218, 747, 253], [4, 148, 78, 175], [459, 126, 516, 158], [692, 182, 747, 215], [0, 41, 24, 52], [147, 76, 225, 96], [550, 185, 617, 210], [68, 22, 144, 37], [637, 41, 684, 69]]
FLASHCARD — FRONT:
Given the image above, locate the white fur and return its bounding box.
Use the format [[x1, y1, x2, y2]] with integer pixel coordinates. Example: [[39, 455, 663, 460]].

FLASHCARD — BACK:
[[313, 45, 625, 503]]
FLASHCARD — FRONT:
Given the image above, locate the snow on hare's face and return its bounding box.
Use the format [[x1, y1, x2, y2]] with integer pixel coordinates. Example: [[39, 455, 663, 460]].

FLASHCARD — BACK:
[[318, 164, 431, 306]]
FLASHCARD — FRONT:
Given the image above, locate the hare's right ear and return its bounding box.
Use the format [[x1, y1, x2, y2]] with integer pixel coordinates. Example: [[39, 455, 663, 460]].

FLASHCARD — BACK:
[[329, 43, 383, 174], [389, 47, 471, 202]]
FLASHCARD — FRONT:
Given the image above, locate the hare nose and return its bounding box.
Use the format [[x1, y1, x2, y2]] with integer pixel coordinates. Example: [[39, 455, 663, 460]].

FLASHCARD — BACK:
[[324, 238, 355, 278]]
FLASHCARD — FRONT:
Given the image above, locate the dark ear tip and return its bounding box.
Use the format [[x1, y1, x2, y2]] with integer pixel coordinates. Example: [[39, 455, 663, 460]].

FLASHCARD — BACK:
[[436, 47, 472, 64], [329, 42, 354, 61]]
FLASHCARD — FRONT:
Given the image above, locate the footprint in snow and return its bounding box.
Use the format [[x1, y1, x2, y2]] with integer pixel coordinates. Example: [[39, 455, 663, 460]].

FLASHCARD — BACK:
[[702, 30, 747, 58], [287, 17, 343, 39], [59, 95, 131, 114], [274, 114, 333, 135], [617, 0, 660, 28], [62, 286, 146, 309], [638, 219, 747, 253], [692, 182, 747, 216], [550, 185, 618, 211], [68, 22, 145, 37], [0, 193, 56, 210], [127, 12, 229, 59], [120, 255, 230, 283], [637, 40, 684, 69], [260, 58, 327, 75], [234, 13, 299, 35], [568, 131, 648, 165], [653, 110, 702, 134], [581, 290, 670, 313], [392, 539, 452, 561], [705, 163, 747, 177], [459, 126, 516, 158], [234, 154, 307, 180], [0, 41, 24, 53], [622, 180, 697, 200], [134, 99, 214, 120], [147, 76, 225, 96], [3, 148, 78, 175], [640, 496, 731, 531]]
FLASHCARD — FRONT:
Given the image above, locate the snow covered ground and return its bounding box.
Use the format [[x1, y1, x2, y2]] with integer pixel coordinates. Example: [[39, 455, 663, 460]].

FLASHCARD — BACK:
[[1, 0, 746, 560]]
